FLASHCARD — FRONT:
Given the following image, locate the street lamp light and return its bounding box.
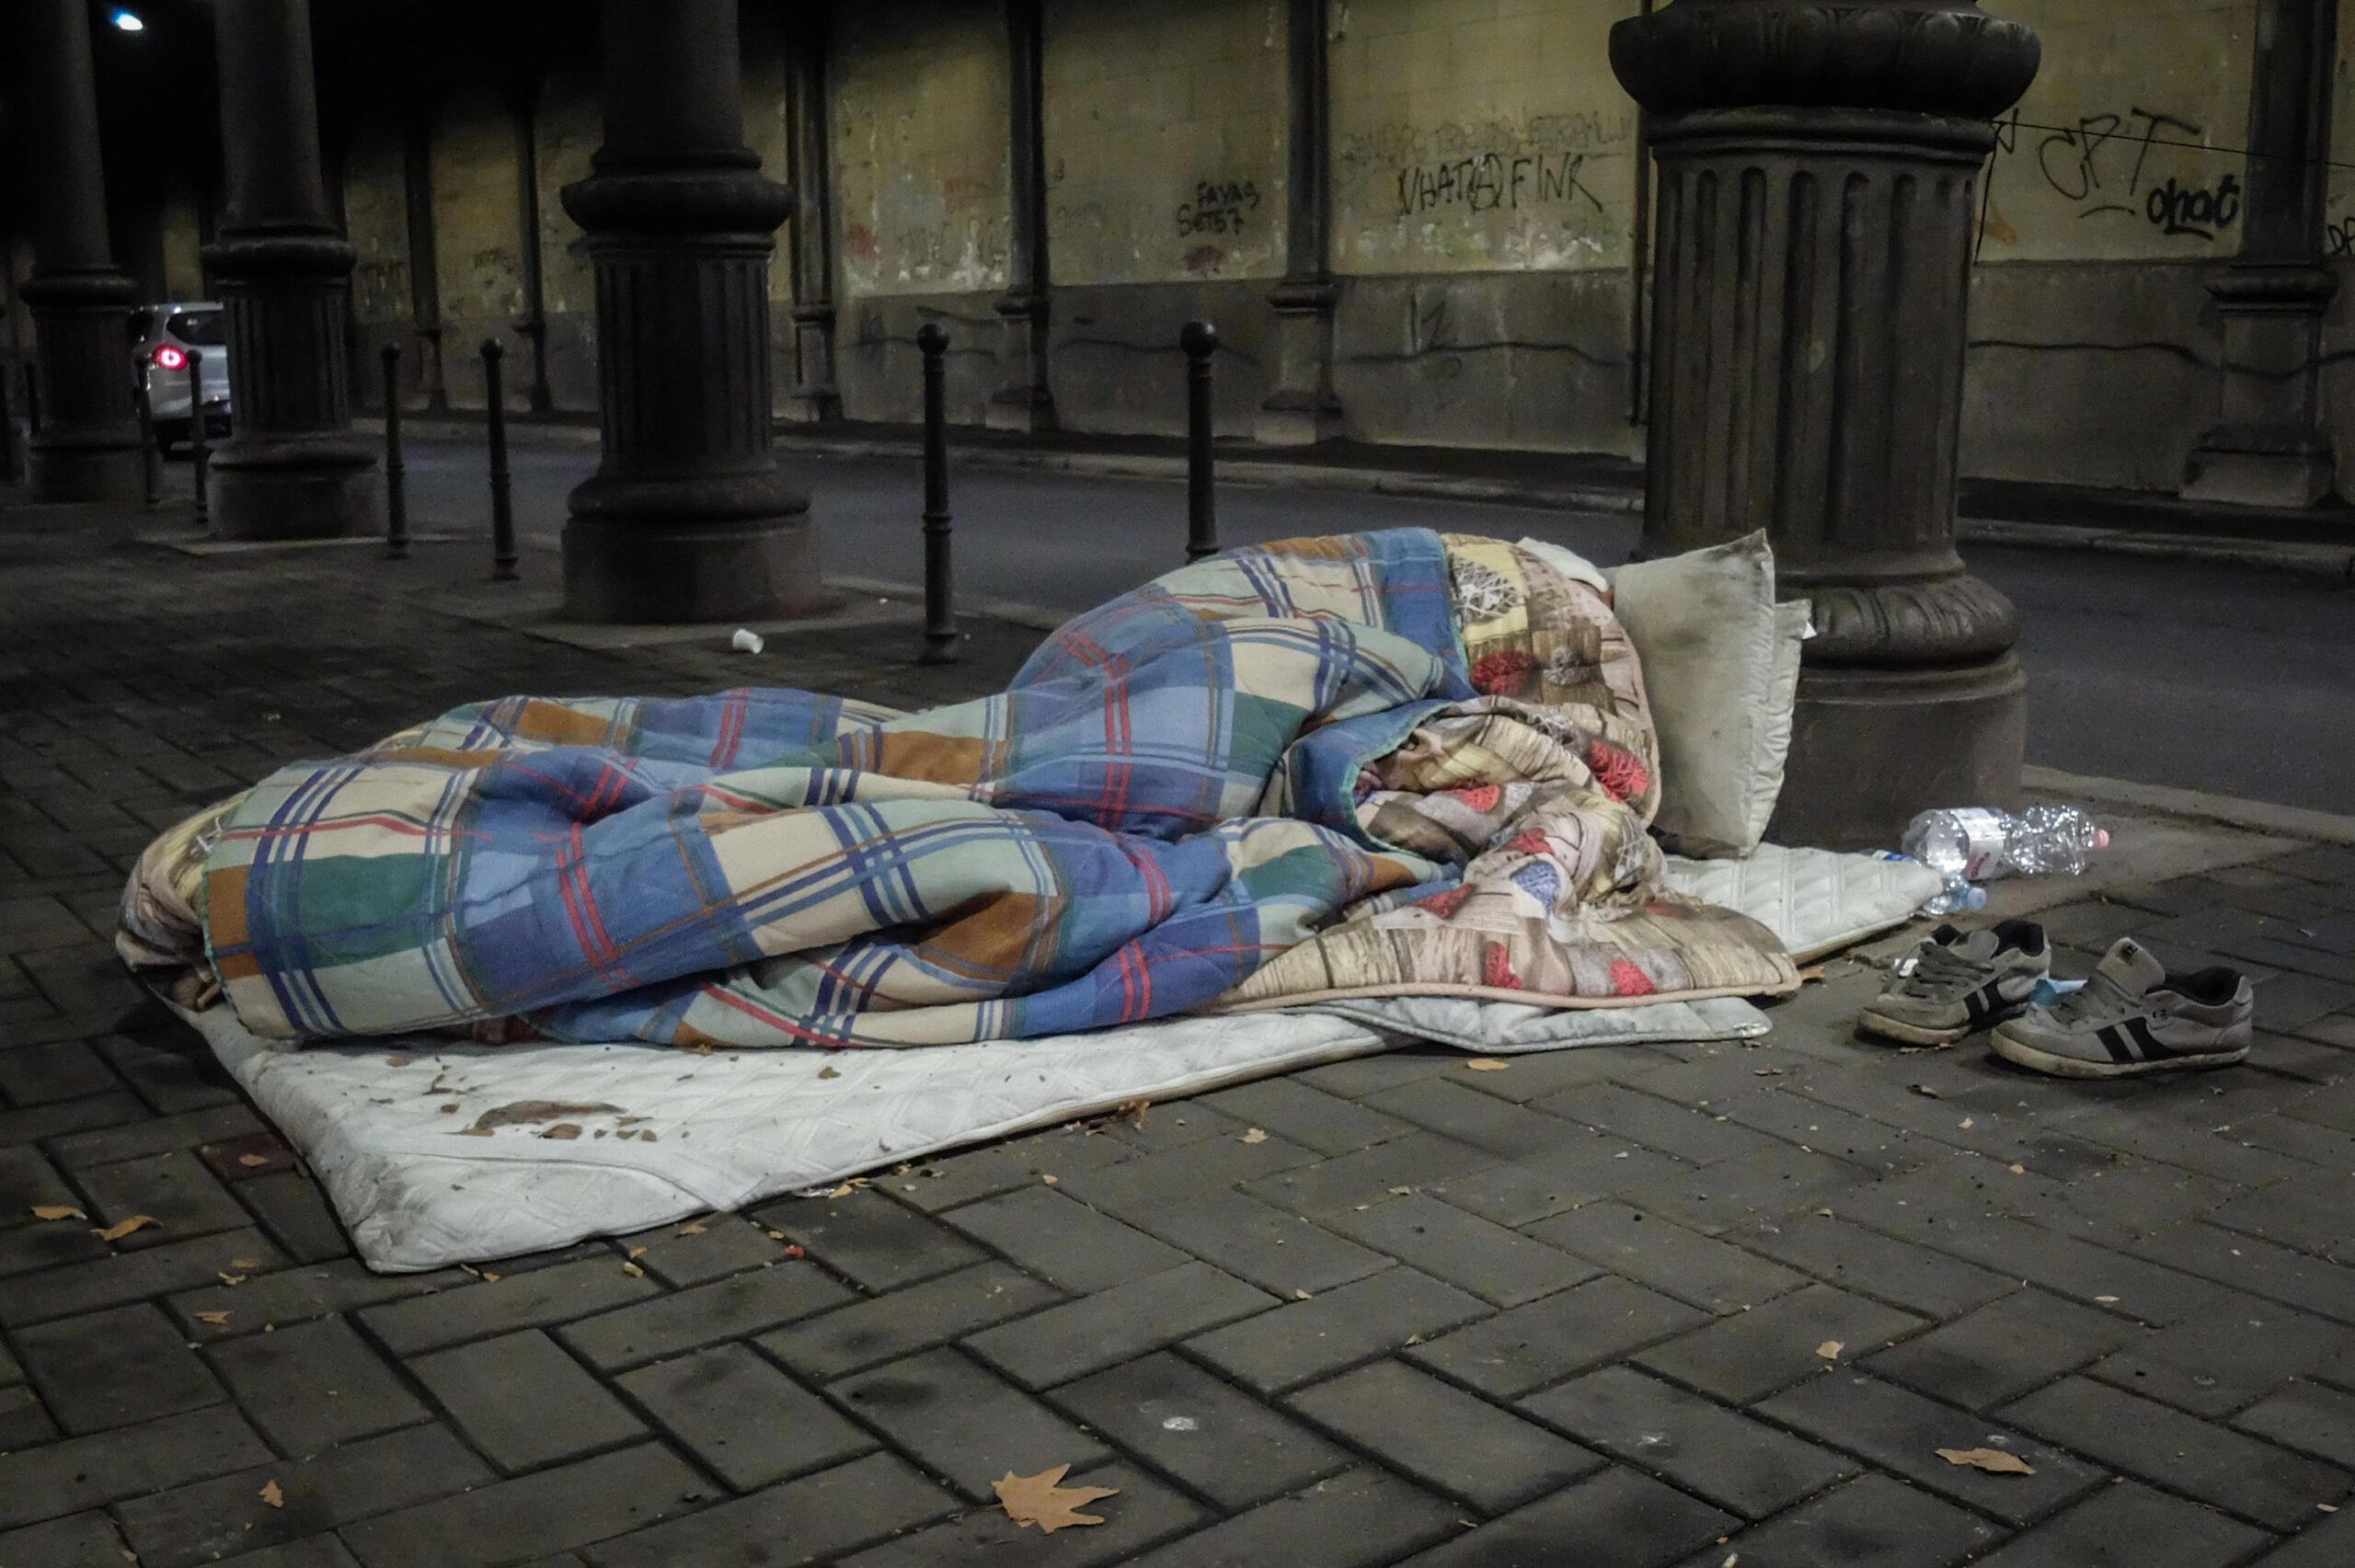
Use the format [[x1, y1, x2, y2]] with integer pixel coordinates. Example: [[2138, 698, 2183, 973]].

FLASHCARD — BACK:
[[109, 9, 145, 32]]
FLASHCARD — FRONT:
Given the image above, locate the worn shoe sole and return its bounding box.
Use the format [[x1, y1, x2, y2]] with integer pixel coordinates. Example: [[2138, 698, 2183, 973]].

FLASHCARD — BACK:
[[1855, 1009, 1976, 1047], [1990, 1030, 2250, 1079]]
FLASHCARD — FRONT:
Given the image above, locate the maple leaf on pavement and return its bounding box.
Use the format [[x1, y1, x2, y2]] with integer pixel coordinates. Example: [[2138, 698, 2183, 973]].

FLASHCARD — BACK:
[[993, 1465, 1120, 1533]]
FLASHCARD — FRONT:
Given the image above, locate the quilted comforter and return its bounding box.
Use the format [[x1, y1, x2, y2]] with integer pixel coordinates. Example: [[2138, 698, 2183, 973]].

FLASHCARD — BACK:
[[125, 529, 1798, 1047]]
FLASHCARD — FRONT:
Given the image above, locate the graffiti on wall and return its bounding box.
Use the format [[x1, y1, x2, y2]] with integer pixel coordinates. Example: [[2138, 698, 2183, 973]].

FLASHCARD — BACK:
[[1993, 106, 2243, 246], [1176, 179, 1263, 237], [1336, 109, 1634, 269]]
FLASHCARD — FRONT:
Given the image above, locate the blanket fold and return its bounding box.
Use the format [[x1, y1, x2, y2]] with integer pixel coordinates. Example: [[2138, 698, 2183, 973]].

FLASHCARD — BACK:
[[131, 529, 1797, 1048]]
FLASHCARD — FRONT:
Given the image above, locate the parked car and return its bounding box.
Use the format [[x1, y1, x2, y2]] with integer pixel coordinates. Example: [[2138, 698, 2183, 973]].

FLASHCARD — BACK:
[[130, 302, 231, 452]]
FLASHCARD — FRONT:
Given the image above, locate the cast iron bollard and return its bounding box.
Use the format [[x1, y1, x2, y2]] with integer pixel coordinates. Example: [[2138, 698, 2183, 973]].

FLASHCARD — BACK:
[[135, 378, 160, 506], [1181, 320, 1218, 562], [917, 323, 959, 664], [482, 339, 518, 581], [382, 344, 408, 560], [186, 349, 210, 528]]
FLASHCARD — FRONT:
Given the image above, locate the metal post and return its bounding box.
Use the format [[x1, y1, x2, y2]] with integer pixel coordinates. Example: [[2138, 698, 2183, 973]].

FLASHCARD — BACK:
[[916, 324, 959, 664], [382, 343, 408, 559], [186, 349, 210, 527], [0, 354, 17, 484], [483, 339, 517, 580], [135, 378, 160, 506], [1181, 320, 1218, 562]]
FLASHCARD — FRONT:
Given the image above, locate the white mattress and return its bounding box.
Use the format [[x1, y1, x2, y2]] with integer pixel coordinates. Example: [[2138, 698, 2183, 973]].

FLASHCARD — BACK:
[[182, 844, 1936, 1271]]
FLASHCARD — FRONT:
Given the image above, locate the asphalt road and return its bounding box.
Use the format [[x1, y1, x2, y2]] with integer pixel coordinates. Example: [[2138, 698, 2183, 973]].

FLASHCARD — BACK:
[[396, 437, 2355, 818]]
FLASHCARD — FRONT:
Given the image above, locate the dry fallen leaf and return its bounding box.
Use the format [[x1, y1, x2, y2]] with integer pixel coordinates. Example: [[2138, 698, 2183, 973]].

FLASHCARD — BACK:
[[677, 1222, 707, 1236], [31, 1205, 84, 1221], [626, 1245, 648, 1260], [1240, 1127, 1269, 1145], [2320, 1503, 2340, 1514], [1911, 1084, 1941, 1099], [232, 1258, 263, 1271], [195, 1310, 233, 1325], [258, 1480, 284, 1509], [621, 1262, 646, 1278], [92, 1215, 157, 1242], [385, 1056, 412, 1068], [817, 1065, 842, 1081], [1464, 1059, 1510, 1072], [454, 1127, 494, 1138], [1292, 1288, 1312, 1300], [541, 1123, 583, 1141], [1388, 1185, 1415, 1196], [1936, 1447, 2035, 1476], [1959, 1117, 1975, 1129], [218, 1273, 248, 1287], [2094, 1295, 2120, 1304], [1816, 1341, 1844, 1361], [993, 1465, 1120, 1534], [1040, 1174, 1059, 1185], [2008, 1163, 2027, 1174]]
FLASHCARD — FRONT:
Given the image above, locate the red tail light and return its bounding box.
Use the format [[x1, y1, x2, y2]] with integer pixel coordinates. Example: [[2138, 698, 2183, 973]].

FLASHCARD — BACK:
[[153, 343, 188, 372]]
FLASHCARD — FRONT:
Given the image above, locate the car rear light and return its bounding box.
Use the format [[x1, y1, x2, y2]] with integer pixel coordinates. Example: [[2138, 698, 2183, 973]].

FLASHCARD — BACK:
[[153, 344, 187, 372]]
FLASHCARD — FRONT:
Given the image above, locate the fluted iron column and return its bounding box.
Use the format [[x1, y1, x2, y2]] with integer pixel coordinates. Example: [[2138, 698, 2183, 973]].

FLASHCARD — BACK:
[[986, 0, 1055, 435], [12, 0, 145, 503], [1610, 0, 2042, 848], [1256, 0, 1343, 447], [204, 0, 380, 538], [783, 8, 843, 425], [560, 0, 818, 623]]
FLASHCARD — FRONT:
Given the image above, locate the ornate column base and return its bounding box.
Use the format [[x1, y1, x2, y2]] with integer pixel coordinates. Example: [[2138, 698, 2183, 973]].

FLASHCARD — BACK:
[[1773, 658, 2027, 850], [985, 292, 1055, 434], [562, 475, 823, 624], [1255, 278, 1342, 448], [781, 303, 843, 425], [210, 437, 381, 541], [20, 269, 146, 505], [2181, 265, 2338, 508]]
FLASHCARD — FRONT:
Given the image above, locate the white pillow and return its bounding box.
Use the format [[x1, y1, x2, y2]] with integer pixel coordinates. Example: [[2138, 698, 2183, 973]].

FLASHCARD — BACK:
[[1586, 532, 1806, 858]]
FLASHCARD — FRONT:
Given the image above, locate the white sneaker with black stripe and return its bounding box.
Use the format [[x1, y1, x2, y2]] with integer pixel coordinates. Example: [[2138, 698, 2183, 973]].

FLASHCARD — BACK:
[[1992, 936, 2254, 1079], [1857, 921, 2051, 1047]]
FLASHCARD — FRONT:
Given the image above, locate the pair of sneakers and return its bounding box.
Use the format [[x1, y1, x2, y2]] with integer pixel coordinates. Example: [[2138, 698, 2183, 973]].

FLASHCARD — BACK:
[[1858, 921, 2255, 1077]]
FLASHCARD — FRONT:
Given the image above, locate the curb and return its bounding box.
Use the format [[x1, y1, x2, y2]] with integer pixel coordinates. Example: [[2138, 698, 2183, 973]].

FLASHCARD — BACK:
[[2024, 766, 2355, 849], [369, 418, 2355, 580]]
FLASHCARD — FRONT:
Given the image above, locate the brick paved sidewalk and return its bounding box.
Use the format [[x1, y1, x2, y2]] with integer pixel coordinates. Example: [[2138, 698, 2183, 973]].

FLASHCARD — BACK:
[[6, 496, 2355, 1567]]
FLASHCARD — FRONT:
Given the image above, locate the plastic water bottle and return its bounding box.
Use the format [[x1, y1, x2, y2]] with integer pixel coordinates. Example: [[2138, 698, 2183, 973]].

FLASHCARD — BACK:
[[1876, 851, 1986, 916], [1901, 806, 2109, 899]]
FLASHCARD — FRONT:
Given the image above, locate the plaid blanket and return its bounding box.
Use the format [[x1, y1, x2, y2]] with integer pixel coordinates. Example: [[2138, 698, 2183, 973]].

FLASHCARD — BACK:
[[181, 529, 1795, 1047]]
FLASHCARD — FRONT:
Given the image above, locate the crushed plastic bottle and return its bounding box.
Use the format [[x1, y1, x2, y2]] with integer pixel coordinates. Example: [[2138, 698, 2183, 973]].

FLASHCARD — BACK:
[[1900, 806, 2108, 913], [1878, 850, 1986, 916]]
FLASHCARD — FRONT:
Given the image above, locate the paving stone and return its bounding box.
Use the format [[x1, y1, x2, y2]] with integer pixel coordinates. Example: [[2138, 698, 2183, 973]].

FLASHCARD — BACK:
[[0, 1144, 78, 1215], [205, 1536, 362, 1568], [207, 1314, 431, 1456], [937, 1184, 1187, 1292], [1534, 1082, 1792, 1165], [1362, 1077, 1601, 1159], [0, 1383, 58, 1448], [1321, 1193, 1595, 1307], [1526, 1200, 1809, 1314], [95, 1032, 244, 1115], [339, 1443, 706, 1568], [2126, 1220, 2355, 1324], [175, 1258, 462, 1339], [1723, 1212, 2021, 1318], [0, 1404, 271, 1531], [1049, 1350, 1350, 1509], [838, 1460, 1203, 1567], [964, 1261, 1275, 1390], [0, 1514, 135, 1568], [1912, 1211, 2229, 1325], [557, 1261, 854, 1371], [46, 1102, 263, 1169], [1094, 1099, 1258, 1154], [115, 1423, 494, 1568], [1185, 1266, 1490, 1393], [829, 1347, 1109, 1500], [1680, 1472, 2002, 1568], [1074, 1183, 1392, 1297], [1120, 1466, 1460, 1568], [889, 1127, 1134, 1214], [234, 1172, 351, 1265], [1058, 1127, 1319, 1209], [1406, 1275, 1708, 1400], [77, 1148, 253, 1243], [1697, 1080, 1937, 1175], [2236, 1379, 2355, 1464], [0, 1037, 118, 1104], [1295, 1049, 1459, 1099], [590, 1452, 951, 1568], [2251, 1506, 2355, 1568], [1199, 1076, 1414, 1155], [615, 1217, 786, 1288], [1863, 1287, 2143, 1410], [1238, 1131, 1502, 1218], [361, 1256, 667, 1357], [1287, 1357, 1600, 1515], [2004, 1375, 2349, 1530], [1432, 1139, 1696, 1228], [1757, 1372, 2108, 1527], [2, 1227, 284, 1327], [1613, 1141, 1878, 1234], [1523, 1366, 1859, 1519], [2090, 1292, 2347, 1417], [759, 1260, 1061, 1381], [409, 1329, 648, 1473], [1393, 1463, 1738, 1568], [14, 1300, 224, 1434], [1965, 1479, 2276, 1568], [1634, 1283, 1926, 1405], [616, 1343, 872, 1492], [751, 1188, 985, 1291]]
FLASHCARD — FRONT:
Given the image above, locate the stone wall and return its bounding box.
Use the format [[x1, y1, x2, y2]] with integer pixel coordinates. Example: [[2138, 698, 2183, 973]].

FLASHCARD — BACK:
[[297, 0, 2355, 501]]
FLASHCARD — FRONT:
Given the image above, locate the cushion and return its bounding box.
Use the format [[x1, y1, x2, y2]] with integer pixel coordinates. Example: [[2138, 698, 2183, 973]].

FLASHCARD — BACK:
[[1597, 532, 1803, 858]]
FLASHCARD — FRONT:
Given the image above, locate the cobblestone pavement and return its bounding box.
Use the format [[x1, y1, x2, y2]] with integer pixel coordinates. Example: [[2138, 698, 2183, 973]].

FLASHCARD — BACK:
[[6, 498, 2355, 1567]]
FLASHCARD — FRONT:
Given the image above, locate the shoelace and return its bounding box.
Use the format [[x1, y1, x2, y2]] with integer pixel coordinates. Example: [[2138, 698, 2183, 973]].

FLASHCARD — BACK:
[[1897, 941, 1989, 1001], [2047, 969, 2144, 1029]]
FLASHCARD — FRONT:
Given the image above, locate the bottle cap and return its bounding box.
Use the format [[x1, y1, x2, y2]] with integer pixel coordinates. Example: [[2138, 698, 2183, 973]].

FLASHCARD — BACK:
[[2091, 829, 2110, 851]]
